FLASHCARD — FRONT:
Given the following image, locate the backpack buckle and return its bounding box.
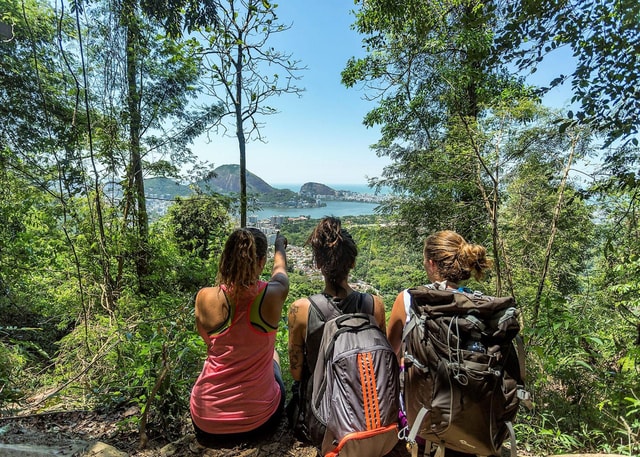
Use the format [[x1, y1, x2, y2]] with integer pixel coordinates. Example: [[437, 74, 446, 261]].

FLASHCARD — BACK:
[[404, 354, 427, 372], [406, 440, 419, 457], [517, 386, 533, 409]]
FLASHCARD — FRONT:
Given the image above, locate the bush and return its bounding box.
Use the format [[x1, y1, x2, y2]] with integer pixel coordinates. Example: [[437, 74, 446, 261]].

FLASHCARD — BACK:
[[0, 340, 28, 406]]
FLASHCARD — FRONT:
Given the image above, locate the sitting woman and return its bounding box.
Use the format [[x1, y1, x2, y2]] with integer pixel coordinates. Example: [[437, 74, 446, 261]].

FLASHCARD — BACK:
[[286, 217, 386, 435], [190, 228, 289, 445], [387, 229, 493, 457]]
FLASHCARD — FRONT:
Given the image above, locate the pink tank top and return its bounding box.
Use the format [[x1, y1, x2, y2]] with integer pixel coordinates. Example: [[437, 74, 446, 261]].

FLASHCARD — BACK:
[[190, 281, 281, 434]]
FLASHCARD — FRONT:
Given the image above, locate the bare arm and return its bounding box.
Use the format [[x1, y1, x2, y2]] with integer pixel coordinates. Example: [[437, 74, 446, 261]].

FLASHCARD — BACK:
[[386, 291, 407, 362], [372, 294, 387, 334], [262, 232, 289, 326], [269, 232, 289, 296], [287, 298, 308, 381], [194, 287, 227, 341]]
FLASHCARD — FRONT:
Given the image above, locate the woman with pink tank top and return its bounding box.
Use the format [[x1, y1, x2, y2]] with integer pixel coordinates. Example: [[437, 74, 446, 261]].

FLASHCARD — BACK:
[[190, 228, 289, 445]]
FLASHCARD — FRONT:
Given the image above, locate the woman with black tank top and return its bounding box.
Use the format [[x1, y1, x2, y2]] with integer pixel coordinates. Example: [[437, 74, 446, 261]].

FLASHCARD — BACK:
[[285, 217, 386, 438]]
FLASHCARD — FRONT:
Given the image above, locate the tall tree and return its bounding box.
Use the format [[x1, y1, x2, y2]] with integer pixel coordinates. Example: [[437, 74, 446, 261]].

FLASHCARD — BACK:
[[197, 0, 304, 227], [498, 118, 595, 316], [121, 0, 149, 287], [343, 0, 532, 290], [495, 0, 640, 147], [0, 0, 82, 195], [0, 0, 93, 309], [84, 0, 219, 294], [117, 0, 219, 288]]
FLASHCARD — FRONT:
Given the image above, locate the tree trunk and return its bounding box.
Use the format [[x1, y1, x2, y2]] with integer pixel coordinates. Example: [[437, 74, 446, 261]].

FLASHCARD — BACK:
[[532, 132, 577, 324], [72, 5, 116, 312], [234, 42, 247, 228], [124, 0, 149, 289]]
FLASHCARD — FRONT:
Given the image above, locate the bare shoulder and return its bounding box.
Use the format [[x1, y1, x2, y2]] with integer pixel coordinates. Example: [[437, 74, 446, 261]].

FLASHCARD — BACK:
[[195, 287, 221, 305], [371, 294, 386, 315], [371, 294, 387, 331], [287, 298, 310, 326], [371, 293, 385, 307], [288, 297, 310, 314], [194, 287, 224, 319]]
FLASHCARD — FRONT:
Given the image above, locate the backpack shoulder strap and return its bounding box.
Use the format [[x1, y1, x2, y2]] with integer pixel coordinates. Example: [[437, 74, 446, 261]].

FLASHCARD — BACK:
[[306, 292, 375, 368], [309, 292, 375, 318], [308, 293, 341, 322], [351, 292, 374, 316], [305, 294, 340, 378]]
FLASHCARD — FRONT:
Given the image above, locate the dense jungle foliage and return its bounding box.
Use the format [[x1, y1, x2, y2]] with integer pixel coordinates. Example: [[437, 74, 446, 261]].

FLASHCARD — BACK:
[[1, 0, 639, 455]]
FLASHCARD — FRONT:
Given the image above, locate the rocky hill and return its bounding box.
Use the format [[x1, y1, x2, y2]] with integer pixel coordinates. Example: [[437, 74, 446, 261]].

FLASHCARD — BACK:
[[140, 166, 344, 204], [299, 182, 337, 197], [140, 165, 327, 212], [141, 165, 295, 198], [203, 164, 276, 194]]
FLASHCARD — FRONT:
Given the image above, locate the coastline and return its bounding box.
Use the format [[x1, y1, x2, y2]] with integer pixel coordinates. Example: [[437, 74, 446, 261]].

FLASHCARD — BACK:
[[249, 200, 380, 221], [270, 183, 387, 195]]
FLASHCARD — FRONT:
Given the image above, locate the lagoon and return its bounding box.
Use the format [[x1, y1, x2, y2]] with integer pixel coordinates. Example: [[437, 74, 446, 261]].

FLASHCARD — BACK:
[[248, 183, 386, 220], [249, 200, 380, 221]]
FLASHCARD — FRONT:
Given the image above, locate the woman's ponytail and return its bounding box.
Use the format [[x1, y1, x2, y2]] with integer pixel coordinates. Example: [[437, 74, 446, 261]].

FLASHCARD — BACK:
[[217, 228, 264, 302]]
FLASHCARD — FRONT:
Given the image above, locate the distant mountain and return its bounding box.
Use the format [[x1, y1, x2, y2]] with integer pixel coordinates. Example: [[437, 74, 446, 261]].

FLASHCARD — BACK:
[[144, 177, 193, 198], [203, 164, 276, 194], [140, 166, 349, 206], [138, 165, 293, 199], [300, 182, 337, 197], [136, 166, 381, 220]]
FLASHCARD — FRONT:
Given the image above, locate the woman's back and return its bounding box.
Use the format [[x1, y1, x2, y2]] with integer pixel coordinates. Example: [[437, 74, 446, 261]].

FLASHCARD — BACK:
[[190, 228, 289, 441], [191, 281, 280, 434]]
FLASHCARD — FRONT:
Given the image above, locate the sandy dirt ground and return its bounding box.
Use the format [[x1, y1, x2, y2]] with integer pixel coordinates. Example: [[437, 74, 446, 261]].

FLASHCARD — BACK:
[[0, 409, 413, 456], [2, 409, 625, 457]]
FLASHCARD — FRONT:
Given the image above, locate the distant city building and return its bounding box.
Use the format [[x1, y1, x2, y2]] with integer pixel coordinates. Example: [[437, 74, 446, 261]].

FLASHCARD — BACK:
[[270, 215, 285, 226], [287, 216, 309, 222]]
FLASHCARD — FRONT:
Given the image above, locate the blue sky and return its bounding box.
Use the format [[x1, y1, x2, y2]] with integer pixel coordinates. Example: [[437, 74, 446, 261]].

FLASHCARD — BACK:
[[191, 2, 574, 186], [191, 1, 380, 186]]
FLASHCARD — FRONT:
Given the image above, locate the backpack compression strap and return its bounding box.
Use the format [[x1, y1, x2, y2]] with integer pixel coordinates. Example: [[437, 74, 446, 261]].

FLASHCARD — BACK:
[[400, 291, 429, 457], [515, 334, 533, 410], [406, 406, 430, 457]]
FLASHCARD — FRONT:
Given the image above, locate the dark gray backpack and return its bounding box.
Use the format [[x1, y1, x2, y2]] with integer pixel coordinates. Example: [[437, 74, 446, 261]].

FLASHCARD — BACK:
[[402, 285, 531, 457], [307, 294, 400, 457]]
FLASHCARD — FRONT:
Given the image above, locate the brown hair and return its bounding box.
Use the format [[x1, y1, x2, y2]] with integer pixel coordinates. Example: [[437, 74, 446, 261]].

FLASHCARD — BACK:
[[216, 228, 267, 302], [306, 217, 357, 294], [424, 230, 493, 283]]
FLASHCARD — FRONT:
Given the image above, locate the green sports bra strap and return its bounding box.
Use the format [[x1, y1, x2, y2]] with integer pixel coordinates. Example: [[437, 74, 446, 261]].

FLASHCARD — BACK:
[[250, 284, 278, 333], [206, 290, 233, 335]]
